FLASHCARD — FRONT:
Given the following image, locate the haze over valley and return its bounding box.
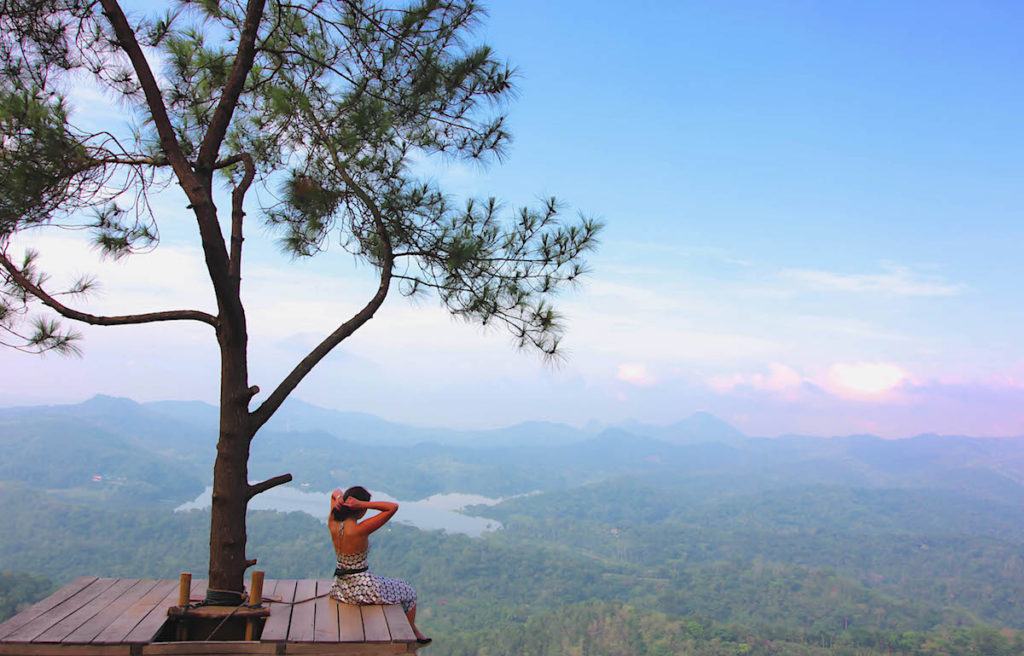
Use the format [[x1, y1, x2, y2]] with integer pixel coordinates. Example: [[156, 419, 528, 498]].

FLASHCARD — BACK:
[[2, 395, 1023, 654]]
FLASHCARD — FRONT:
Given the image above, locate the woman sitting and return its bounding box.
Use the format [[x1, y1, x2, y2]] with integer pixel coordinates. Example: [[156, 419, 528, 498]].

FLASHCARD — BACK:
[[327, 486, 430, 644]]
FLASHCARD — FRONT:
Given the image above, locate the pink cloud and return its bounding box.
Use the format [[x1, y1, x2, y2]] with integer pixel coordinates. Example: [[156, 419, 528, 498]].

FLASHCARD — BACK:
[[701, 367, 1024, 436], [709, 363, 804, 399], [823, 362, 910, 400], [710, 361, 916, 404], [616, 363, 657, 386]]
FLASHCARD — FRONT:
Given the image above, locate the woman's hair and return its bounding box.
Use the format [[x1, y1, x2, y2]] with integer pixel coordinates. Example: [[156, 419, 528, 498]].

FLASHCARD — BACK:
[[332, 485, 372, 521]]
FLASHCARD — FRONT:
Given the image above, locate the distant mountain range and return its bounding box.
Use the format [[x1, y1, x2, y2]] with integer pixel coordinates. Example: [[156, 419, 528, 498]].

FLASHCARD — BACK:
[[7, 393, 1019, 446], [144, 395, 751, 447], [1, 394, 1022, 506], [4, 396, 1024, 651]]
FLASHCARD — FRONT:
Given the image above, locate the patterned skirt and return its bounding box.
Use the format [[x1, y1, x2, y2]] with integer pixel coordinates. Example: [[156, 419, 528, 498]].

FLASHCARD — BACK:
[[330, 572, 417, 613]]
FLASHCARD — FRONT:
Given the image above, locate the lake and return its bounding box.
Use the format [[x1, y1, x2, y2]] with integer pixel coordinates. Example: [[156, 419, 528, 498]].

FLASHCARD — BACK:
[[176, 486, 504, 537]]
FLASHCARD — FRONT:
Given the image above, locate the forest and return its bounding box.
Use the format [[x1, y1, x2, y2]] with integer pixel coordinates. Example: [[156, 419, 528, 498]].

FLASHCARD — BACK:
[[1, 397, 1023, 655]]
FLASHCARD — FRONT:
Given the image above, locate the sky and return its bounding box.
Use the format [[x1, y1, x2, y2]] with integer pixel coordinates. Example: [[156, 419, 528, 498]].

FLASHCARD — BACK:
[[2, 1, 1023, 437]]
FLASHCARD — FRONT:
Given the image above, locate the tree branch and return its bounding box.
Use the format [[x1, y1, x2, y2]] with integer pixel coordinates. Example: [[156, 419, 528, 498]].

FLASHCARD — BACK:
[[252, 121, 394, 430], [99, 0, 239, 316], [251, 261, 391, 430], [0, 252, 218, 328], [214, 154, 248, 170], [196, 0, 267, 169], [229, 153, 256, 281], [247, 473, 293, 499], [79, 156, 169, 170], [97, 0, 199, 196]]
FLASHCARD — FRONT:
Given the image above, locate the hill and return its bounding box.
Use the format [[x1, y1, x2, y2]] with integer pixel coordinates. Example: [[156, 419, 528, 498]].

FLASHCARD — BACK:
[[2, 396, 1024, 655]]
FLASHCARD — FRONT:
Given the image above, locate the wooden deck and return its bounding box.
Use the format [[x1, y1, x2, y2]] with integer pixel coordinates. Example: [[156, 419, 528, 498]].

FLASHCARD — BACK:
[[0, 577, 421, 655]]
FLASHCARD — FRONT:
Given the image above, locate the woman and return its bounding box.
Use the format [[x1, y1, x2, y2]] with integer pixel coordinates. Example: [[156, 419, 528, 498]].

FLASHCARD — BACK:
[[327, 486, 430, 644]]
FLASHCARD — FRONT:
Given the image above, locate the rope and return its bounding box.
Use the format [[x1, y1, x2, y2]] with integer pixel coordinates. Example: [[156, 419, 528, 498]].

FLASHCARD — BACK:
[[258, 571, 340, 606], [204, 588, 246, 606], [263, 592, 333, 605], [182, 581, 336, 644], [177, 588, 251, 641], [184, 591, 333, 610], [203, 604, 243, 642]]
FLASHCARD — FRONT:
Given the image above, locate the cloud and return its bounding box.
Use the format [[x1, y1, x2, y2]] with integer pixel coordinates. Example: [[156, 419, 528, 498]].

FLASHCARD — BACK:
[[710, 361, 912, 403], [709, 363, 804, 397], [6, 233, 216, 314], [562, 280, 782, 367], [2, 229, 1013, 436], [825, 362, 909, 398], [616, 363, 657, 386], [781, 265, 964, 297]]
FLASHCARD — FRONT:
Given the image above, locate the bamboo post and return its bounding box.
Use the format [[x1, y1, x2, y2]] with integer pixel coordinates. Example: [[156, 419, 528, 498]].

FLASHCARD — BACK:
[[176, 572, 191, 640], [178, 572, 192, 607], [245, 570, 265, 641], [250, 571, 265, 606]]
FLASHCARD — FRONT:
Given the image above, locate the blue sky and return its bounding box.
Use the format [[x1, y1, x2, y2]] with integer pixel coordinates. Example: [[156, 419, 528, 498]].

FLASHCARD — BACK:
[[1, 1, 1022, 436]]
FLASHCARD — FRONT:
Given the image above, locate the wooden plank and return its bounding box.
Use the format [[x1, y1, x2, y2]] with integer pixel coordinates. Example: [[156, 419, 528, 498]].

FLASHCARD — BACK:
[[124, 579, 206, 644], [0, 577, 97, 640], [0, 644, 130, 655], [312, 580, 338, 643], [64, 580, 161, 645], [284, 645, 415, 656], [142, 642, 277, 655], [4, 579, 119, 643], [92, 580, 176, 645], [287, 580, 318, 642], [269, 579, 289, 607], [247, 577, 279, 641], [35, 578, 138, 643], [380, 605, 416, 643], [260, 579, 296, 642], [121, 583, 178, 646], [166, 606, 269, 620], [359, 606, 389, 643], [337, 603, 364, 643]]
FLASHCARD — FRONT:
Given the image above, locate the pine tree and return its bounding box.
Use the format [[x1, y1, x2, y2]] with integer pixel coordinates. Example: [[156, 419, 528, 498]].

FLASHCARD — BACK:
[[0, 0, 601, 600]]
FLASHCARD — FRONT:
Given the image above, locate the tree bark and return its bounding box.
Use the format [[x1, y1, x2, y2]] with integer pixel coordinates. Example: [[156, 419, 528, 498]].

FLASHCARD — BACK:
[[199, 159, 255, 598], [208, 328, 253, 598]]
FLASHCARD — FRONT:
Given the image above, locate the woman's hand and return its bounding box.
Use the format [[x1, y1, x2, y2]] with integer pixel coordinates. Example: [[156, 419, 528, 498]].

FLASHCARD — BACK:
[[340, 498, 398, 536], [341, 496, 367, 509], [330, 488, 344, 512]]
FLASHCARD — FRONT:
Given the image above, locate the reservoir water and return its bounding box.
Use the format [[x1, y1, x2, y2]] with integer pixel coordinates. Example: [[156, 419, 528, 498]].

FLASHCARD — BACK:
[[176, 486, 504, 537]]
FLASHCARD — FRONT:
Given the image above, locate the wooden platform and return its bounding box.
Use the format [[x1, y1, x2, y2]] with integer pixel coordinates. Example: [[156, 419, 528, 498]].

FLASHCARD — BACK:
[[0, 577, 421, 655]]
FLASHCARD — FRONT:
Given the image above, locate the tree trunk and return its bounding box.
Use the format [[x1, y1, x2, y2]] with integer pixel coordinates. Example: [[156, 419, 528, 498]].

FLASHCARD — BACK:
[[208, 319, 252, 598], [182, 168, 255, 600]]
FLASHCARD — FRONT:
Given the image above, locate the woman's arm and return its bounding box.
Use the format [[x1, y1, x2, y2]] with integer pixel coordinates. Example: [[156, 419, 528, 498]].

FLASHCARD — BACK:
[[327, 489, 344, 526], [327, 490, 345, 548], [345, 498, 399, 536]]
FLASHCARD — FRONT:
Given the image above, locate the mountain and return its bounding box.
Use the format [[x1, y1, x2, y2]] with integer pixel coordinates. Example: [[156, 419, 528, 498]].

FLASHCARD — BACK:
[[147, 396, 749, 448], [3, 396, 1024, 653], [0, 394, 220, 455], [2, 395, 1023, 506], [148, 396, 592, 448], [616, 411, 748, 446], [0, 398, 206, 503]]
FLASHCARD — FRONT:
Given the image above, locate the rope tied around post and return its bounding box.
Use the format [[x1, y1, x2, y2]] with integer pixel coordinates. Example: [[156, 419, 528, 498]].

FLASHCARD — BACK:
[[170, 571, 272, 642]]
